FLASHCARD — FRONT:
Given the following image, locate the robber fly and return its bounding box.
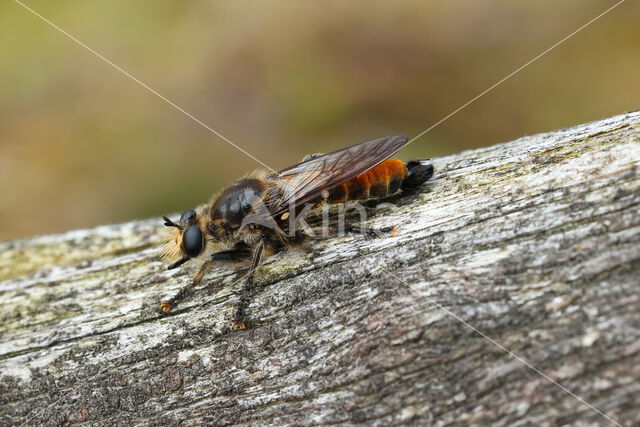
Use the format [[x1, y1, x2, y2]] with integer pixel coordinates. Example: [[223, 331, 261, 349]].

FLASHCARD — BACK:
[[161, 134, 434, 328]]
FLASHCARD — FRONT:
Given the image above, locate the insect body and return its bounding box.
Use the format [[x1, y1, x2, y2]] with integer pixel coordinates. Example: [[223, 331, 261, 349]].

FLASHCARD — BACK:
[[161, 134, 434, 328]]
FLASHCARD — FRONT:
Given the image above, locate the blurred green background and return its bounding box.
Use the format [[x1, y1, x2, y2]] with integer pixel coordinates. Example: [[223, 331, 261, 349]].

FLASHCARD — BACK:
[[1, 1, 638, 240]]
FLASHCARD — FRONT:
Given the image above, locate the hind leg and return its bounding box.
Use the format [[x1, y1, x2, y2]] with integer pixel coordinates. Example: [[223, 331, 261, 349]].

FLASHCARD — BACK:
[[344, 223, 398, 237]]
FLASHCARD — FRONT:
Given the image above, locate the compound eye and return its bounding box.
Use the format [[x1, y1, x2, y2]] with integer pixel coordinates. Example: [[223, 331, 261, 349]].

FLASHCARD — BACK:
[[180, 209, 197, 225], [182, 225, 204, 258]]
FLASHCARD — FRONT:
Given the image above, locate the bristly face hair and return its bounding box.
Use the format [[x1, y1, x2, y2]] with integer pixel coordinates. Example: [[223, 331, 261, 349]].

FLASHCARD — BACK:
[[161, 218, 183, 261]]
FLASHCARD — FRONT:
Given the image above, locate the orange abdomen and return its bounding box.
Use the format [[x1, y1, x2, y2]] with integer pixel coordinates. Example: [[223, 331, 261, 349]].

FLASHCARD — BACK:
[[326, 159, 407, 203]]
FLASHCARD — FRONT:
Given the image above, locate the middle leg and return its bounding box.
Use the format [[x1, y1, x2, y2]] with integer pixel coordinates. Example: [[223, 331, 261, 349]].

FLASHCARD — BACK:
[[232, 237, 265, 329]]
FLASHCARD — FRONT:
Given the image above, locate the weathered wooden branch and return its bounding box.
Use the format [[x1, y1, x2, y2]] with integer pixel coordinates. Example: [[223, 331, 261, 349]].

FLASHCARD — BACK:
[[1, 112, 639, 426]]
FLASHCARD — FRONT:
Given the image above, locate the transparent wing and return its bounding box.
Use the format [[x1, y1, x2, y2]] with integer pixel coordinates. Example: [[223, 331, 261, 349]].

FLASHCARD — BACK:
[[269, 134, 408, 215]]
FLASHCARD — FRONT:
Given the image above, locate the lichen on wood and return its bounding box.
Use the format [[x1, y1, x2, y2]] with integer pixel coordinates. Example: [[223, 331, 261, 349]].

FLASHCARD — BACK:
[[1, 112, 639, 425]]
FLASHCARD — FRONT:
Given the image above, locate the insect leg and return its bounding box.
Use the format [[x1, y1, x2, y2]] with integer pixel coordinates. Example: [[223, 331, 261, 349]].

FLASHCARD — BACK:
[[344, 223, 399, 237], [160, 248, 253, 313], [232, 237, 265, 329], [300, 152, 324, 162], [210, 247, 253, 262], [288, 224, 396, 240], [167, 256, 190, 270]]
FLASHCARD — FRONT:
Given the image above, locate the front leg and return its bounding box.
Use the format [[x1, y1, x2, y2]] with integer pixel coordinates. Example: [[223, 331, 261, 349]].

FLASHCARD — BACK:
[[232, 237, 265, 329], [160, 247, 253, 313]]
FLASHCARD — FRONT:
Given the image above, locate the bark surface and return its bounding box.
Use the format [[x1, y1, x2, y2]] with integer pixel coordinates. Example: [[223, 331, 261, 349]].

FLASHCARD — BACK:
[[1, 112, 640, 426]]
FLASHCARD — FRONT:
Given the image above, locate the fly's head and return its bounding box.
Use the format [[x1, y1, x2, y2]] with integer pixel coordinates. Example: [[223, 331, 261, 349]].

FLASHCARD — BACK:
[[162, 209, 208, 267]]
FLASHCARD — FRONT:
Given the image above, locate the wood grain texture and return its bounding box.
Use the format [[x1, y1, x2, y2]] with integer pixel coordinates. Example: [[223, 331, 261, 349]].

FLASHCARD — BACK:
[[1, 112, 639, 426]]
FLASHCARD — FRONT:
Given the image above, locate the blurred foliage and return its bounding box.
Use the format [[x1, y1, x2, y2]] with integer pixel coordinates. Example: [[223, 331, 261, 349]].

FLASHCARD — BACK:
[[0, 0, 638, 240]]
